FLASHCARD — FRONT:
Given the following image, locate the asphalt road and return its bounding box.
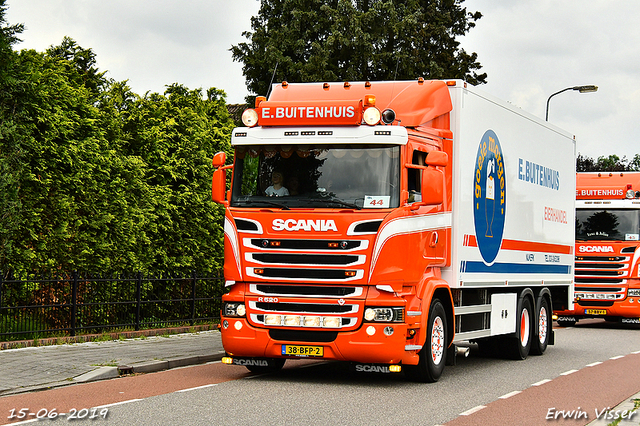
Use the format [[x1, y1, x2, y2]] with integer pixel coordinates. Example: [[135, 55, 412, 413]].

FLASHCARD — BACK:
[[2, 320, 639, 426]]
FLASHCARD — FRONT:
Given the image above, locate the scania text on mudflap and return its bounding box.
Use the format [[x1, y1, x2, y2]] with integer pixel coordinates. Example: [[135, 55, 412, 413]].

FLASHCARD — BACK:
[[554, 172, 640, 326], [212, 79, 576, 382]]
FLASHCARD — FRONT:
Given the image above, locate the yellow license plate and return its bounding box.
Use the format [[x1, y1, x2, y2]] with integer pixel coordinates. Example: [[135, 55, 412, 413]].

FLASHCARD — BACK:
[[585, 309, 607, 315], [281, 345, 324, 357]]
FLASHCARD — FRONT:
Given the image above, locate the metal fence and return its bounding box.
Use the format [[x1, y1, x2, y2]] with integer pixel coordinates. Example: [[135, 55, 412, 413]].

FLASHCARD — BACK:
[[0, 271, 224, 341]]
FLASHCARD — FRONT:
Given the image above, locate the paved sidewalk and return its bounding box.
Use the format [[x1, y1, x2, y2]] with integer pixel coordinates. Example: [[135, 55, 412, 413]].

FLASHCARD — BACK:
[[0, 330, 225, 396]]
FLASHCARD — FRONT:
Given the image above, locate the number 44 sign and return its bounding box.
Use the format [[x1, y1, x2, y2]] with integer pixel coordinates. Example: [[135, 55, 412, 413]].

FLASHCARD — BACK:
[[364, 195, 390, 208]]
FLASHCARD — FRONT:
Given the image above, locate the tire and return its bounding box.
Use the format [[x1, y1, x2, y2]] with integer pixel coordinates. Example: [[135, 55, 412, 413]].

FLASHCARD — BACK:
[[506, 296, 533, 360], [245, 358, 286, 374], [530, 297, 551, 356], [406, 298, 447, 382]]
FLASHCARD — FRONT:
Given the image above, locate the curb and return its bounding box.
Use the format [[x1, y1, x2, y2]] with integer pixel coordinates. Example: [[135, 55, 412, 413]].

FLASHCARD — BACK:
[[585, 392, 640, 425], [120, 353, 225, 375], [0, 352, 226, 397], [74, 367, 119, 383]]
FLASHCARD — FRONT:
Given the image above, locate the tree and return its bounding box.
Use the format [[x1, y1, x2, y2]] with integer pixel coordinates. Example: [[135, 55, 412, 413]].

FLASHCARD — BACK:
[[46, 36, 108, 96], [576, 153, 640, 172], [232, 0, 486, 101], [2, 47, 153, 275], [0, 0, 25, 269], [113, 84, 234, 275]]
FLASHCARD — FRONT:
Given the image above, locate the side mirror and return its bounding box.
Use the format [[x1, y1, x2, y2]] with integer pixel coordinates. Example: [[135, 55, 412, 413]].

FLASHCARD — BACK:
[[212, 168, 228, 205], [212, 152, 226, 168], [211, 152, 229, 206], [420, 167, 444, 205], [425, 151, 448, 167]]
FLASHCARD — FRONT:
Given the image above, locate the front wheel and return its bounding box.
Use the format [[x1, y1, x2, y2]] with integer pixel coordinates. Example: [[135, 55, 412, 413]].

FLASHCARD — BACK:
[[406, 298, 447, 382]]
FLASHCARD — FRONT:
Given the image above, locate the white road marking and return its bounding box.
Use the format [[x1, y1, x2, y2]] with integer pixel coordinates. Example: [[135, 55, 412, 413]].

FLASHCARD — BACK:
[[460, 405, 486, 416], [176, 384, 218, 392], [499, 390, 521, 399]]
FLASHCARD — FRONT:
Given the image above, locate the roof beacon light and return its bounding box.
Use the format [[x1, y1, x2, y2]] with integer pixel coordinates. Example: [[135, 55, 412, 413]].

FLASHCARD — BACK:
[[364, 95, 376, 107], [254, 96, 266, 108], [242, 109, 259, 127]]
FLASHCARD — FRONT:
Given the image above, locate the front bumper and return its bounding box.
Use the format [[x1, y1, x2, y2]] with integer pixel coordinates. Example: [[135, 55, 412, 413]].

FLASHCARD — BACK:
[[555, 296, 640, 319], [220, 317, 415, 364]]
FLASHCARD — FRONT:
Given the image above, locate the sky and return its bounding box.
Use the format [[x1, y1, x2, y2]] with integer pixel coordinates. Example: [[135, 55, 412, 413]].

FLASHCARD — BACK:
[[5, 0, 639, 161]]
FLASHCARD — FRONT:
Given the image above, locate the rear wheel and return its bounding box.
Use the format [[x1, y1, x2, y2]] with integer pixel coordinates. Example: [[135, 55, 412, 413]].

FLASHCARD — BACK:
[[506, 296, 533, 360], [406, 298, 447, 382], [531, 297, 551, 355]]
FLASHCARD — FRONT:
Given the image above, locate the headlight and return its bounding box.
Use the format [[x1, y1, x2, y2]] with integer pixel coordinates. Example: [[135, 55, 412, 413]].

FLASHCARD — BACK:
[[364, 307, 404, 322], [224, 302, 246, 317], [628, 289, 640, 297], [241, 109, 259, 127], [363, 107, 381, 125]]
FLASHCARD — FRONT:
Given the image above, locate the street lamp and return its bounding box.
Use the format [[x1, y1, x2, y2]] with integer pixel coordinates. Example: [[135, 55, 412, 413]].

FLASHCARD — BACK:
[[545, 85, 598, 121]]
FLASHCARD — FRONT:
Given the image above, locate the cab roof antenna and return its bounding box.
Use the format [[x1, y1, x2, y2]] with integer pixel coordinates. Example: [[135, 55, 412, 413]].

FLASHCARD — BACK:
[[265, 62, 279, 99]]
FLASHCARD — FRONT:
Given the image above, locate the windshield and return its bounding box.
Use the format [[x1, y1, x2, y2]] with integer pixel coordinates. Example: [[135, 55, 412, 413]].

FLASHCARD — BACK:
[[230, 144, 400, 209], [575, 209, 640, 241]]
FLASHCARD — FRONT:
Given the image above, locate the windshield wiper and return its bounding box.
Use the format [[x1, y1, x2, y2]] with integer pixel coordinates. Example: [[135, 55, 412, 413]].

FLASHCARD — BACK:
[[303, 197, 361, 210], [236, 199, 290, 210]]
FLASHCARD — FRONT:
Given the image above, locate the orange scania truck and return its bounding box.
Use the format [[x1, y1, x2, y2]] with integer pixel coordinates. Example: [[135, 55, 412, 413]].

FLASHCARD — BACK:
[[555, 172, 640, 326], [211, 79, 575, 382]]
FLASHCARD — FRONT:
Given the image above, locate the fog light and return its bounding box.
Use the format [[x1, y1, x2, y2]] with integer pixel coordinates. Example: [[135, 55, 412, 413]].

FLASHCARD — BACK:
[[366, 325, 376, 336], [304, 316, 321, 327], [234, 321, 243, 330], [323, 317, 341, 328], [384, 326, 394, 336], [389, 365, 401, 373], [222, 357, 233, 365], [222, 320, 229, 329], [265, 314, 282, 326]]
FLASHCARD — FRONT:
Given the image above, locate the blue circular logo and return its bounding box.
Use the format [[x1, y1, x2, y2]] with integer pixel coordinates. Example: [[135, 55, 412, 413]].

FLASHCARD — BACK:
[[473, 130, 506, 265]]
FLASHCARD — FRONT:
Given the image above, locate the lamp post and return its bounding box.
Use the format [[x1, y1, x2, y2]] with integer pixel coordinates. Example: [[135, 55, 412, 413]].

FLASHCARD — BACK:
[[545, 85, 598, 121]]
